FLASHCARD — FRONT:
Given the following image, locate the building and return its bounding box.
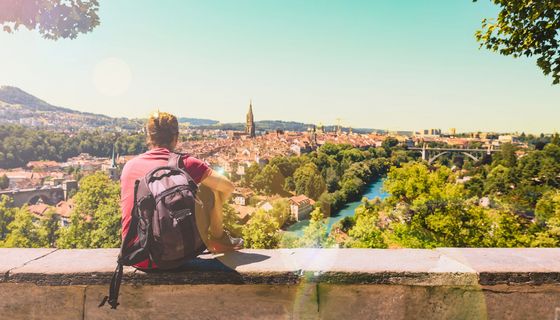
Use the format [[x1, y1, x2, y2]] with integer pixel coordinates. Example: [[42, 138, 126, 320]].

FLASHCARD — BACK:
[[232, 188, 254, 206], [245, 101, 256, 138], [102, 147, 119, 180], [289, 195, 315, 221]]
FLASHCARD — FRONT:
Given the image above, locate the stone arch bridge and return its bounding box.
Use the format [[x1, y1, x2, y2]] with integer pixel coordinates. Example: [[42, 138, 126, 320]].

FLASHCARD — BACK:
[[408, 144, 499, 165], [0, 187, 64, 207]]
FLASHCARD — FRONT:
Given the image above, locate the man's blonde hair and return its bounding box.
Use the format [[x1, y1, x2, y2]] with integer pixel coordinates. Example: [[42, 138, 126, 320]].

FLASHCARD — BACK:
[[146, 111, 179, 150]]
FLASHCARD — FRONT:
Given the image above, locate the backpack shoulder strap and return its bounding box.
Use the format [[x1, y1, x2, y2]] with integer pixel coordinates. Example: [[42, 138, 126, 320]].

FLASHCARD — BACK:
[[167, 152, 197, 184], [167, 152, 182, 169]]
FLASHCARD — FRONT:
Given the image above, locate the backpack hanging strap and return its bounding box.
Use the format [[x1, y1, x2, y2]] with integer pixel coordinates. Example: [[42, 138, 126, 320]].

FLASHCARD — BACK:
[[99, 180, 141, 310], [98, 262, 123, 309]]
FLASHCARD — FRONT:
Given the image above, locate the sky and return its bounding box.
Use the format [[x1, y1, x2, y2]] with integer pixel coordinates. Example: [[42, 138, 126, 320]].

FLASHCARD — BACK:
[[0, 0, 559, 134]]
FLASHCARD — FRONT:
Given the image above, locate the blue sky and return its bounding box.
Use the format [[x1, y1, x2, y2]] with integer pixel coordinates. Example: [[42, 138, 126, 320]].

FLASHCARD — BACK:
[[0, 1, 559, 133]]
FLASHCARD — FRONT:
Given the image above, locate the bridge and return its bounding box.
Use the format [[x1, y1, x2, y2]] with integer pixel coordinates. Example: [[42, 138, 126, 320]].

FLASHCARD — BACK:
[[408, 144, 499, 165], [0, 186, 64, 207]]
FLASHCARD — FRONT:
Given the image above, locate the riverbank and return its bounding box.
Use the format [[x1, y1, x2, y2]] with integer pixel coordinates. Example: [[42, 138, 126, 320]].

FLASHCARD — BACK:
[[285, 178, 388, 237]]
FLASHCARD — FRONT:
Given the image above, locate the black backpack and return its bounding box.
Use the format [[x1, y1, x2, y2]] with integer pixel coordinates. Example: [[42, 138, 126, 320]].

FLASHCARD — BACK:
[[100, 152, 207, 309]]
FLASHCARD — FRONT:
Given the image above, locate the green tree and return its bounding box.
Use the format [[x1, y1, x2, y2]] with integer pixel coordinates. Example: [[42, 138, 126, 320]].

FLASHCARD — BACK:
[[297, 208, 330, 248], [476, 0, 560, 84], [252, 164, 284, 195], [241, 163, 261, 188], [1, 206, 42, 248], [37, 209, 60, 247], [270, 199, 291, 227], [223, 203, 243, 237], [485, 165, 515, 194], [535, 191, 560, 224], [57, 172, 121, 248], [242, 209, 280, 249], [348, 201, 387, 248], [0, 174, 8, 189], [0, 1, 100, 40], [293, 163, 326, 200], [0, 195, 15, 241]]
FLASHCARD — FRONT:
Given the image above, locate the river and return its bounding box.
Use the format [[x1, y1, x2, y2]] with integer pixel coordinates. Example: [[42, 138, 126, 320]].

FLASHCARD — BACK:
[[284, 178, 388, 236]]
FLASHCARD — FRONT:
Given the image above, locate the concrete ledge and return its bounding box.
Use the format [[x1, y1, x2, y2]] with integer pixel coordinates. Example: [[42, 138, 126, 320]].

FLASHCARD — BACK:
[[2, 248, 560, 286], [1, 248, 560, 319]]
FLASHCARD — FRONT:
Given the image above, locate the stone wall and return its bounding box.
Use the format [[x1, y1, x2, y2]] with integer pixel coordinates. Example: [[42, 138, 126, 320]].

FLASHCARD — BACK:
[[1, 248, 559, 319]]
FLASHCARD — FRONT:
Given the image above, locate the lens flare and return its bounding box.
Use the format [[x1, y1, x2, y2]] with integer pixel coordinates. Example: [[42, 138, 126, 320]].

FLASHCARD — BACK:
[[92, 57, 132, 96]]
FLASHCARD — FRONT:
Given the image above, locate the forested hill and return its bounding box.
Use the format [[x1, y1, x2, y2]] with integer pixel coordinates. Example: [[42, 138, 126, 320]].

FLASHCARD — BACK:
[[0, 86, 140, 130], [0, 86, 83, 114], [0, 86, 218, 130]]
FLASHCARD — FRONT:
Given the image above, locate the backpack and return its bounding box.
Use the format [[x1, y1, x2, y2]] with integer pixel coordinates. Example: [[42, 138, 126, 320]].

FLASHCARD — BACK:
[[99, 152, 207, 309]]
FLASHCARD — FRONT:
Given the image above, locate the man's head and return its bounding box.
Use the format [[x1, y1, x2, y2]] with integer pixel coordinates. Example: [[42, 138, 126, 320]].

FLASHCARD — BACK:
[[146, 111, 179, 150]]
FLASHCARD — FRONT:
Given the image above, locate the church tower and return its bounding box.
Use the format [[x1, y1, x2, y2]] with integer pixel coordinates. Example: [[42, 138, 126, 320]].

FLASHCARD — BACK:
[[246, 100, 256, 138]]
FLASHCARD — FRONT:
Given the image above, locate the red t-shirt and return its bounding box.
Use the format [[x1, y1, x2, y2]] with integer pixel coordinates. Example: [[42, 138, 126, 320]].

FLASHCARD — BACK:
[[120, 147, 211, 269]]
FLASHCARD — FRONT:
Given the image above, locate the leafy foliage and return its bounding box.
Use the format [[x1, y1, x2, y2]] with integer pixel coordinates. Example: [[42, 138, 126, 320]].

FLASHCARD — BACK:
[[295, 208, 331, 248], [0, 174, 8, 189], [57, 172, 121, 248], [475, 0, 560, 84], [0, 125, 147, 169], [0, 0, 100, 40], [242, 209, 280, 249]]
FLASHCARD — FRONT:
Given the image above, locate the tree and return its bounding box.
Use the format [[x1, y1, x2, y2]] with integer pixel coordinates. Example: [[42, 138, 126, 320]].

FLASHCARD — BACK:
[[348, 201, 386, 248], [270, 199, 291, 227], [241, 163, 261, 188], [297, 208, 330, 248], [485, 165, 515, 194], [475, 0, 560, 84], [0, 174, 8, 189], [252, 164, 284, 195], [57, 172, 121, 248], [0, 195, 15, 241], [37, 209, 60, 247], [242, 209, 280, 249], [1, 206, 42, 248], [535, 190, 560, 224], [293, 163, 326, 200], [0, 0, 100, 40], [223, 203, 243, 237]]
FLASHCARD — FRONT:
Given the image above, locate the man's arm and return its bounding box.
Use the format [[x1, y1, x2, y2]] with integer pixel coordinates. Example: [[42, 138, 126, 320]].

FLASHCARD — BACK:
[[200, 169, 234, 238], [201, 169, 234, 200]]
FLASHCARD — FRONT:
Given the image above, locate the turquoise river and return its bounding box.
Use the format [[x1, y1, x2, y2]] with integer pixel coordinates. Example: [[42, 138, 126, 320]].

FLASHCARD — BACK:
[[285, 178, 388, 236]]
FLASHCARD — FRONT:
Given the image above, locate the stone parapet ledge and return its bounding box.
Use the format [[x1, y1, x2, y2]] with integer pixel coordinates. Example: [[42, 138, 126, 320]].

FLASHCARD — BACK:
[[2, 248, 560, 286], [1, 248, 560, 319]]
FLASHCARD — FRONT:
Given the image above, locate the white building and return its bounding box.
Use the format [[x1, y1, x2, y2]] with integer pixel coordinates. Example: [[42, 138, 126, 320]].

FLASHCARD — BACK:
[[289, 195, 315, 221]]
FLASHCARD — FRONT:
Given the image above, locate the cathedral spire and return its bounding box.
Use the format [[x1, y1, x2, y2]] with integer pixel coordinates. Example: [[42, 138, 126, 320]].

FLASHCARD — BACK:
[[110, 145, 117, 168], [246, 100, 256, 138]]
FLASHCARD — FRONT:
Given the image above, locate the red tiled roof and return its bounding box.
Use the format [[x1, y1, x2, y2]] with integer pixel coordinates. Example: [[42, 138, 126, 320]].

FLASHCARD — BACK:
[[289, 195, 315, 206], [55, 199, 75, 218]]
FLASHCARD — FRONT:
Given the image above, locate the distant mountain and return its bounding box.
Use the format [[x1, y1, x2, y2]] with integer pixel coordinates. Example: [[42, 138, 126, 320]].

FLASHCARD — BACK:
[[0, 86, 102, 116], [0, 86, 217, 131], [178, 117, 219, 126]]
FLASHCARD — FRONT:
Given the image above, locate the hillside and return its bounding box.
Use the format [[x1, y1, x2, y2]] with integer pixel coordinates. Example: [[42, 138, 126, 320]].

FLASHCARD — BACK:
[[0, 86, 213, 131], [0, 86, 381, 133]]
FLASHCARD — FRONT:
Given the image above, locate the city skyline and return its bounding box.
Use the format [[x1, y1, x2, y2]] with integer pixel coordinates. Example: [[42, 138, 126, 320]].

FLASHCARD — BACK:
[[1, 1, 559, 133]]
